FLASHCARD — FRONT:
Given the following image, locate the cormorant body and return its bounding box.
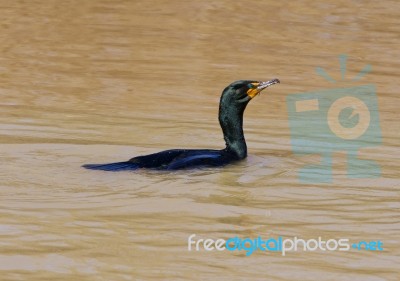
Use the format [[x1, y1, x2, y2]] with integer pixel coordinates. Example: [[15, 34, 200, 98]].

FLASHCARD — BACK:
[[83, 79, 279, 171]]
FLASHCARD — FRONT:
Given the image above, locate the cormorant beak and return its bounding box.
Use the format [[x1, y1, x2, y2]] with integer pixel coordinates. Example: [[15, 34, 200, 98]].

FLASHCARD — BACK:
[[247, 78, 280, 98]]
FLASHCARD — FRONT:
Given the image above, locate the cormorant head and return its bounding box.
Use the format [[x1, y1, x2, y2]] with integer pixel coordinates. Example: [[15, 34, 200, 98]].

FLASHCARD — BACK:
[[218, 78, 279, 158], [220, 79, 280, 109]]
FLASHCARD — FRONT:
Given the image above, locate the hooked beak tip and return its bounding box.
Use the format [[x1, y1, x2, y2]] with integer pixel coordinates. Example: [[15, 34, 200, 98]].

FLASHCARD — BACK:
[[257, 78, 280, 90]]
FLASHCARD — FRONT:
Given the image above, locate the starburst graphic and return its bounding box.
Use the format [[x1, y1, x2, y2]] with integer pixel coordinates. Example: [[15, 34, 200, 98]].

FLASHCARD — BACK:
[[315, 54, 372, 83]]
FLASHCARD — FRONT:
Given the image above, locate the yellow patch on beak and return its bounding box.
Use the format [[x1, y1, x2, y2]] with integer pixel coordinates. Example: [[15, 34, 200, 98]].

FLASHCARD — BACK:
[[246, 83, 261, 99]]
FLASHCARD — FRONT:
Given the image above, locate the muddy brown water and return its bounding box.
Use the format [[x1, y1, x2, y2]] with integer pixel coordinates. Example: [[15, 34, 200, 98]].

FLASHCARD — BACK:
[[1, 1, 399, 280]]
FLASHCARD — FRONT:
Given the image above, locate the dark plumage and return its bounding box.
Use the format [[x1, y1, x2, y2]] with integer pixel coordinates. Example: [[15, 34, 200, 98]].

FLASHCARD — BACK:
[[83, 79, 279, 171]]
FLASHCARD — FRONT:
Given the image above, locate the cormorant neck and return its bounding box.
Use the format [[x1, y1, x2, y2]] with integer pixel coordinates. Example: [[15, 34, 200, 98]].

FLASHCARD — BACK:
[[218, 98, 248, 160]]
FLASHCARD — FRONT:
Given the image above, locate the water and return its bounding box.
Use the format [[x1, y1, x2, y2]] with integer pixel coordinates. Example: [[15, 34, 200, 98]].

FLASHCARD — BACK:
[[1, 1, 399, 280]]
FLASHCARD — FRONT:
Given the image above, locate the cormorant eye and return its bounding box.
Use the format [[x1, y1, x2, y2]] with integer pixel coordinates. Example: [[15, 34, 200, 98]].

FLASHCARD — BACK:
[[247, 83, 256, 89]]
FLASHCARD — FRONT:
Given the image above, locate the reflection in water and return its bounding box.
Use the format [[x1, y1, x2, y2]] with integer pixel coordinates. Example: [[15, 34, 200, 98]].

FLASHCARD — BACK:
[[0, 0, 399, 280]]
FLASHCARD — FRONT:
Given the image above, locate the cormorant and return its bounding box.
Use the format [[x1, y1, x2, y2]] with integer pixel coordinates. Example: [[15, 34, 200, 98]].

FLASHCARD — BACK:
[[83, 79, 279, 171]]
